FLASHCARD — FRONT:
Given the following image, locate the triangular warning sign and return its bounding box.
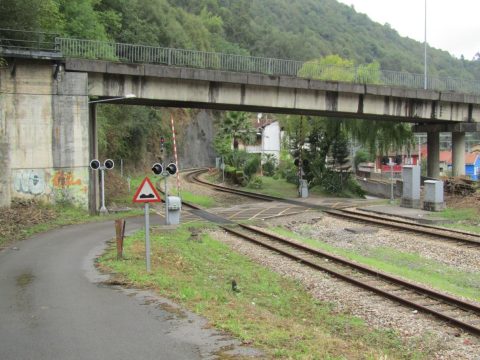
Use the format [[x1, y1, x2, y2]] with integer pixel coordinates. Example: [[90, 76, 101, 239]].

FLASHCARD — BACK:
[[133, 177, 162, 203]]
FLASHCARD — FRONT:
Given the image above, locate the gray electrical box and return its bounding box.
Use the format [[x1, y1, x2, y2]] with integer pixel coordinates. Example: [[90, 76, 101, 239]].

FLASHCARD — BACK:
[[423, 180, 445, 211], [299, 179, 308, 198], [401, 165, 421, 208], [167, 196, 182, 225]]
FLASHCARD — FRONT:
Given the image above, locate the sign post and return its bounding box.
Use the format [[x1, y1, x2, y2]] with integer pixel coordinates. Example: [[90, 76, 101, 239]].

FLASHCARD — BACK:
[[133, 177, 162, 272]]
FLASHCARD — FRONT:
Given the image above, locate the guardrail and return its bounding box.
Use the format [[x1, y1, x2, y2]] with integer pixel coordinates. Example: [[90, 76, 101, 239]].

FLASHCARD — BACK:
[[1, 29, 480, 95]]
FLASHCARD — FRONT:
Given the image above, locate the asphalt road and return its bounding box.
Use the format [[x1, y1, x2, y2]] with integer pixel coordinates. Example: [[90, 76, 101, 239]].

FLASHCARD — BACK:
[[0, 216, 253, 360]]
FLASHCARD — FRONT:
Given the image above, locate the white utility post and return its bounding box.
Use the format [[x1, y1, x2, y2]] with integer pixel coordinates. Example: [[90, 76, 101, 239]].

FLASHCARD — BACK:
[[257, 113, 263, 176], [424, 0, 428, 90], [388, 161, 395, 204]]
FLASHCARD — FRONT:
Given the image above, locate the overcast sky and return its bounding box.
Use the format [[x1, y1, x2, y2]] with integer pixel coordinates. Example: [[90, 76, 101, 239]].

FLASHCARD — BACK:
[[336, 0, 480, 60]]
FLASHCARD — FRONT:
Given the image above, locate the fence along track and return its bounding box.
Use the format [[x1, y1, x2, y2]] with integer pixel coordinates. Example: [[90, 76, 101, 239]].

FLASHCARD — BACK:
[[222, 223, 480, 336]]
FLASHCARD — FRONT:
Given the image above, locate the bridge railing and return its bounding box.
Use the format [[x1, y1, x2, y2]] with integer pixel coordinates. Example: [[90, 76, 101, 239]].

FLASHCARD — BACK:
[[2, 29, 480, 95], [0, 28, 59, 52], [56, 38, 480, 95]]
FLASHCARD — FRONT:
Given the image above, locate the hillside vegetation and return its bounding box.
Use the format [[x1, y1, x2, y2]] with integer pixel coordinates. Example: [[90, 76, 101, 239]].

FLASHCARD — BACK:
[[2, 0, 479, 78], [2, 0, 478, 168]]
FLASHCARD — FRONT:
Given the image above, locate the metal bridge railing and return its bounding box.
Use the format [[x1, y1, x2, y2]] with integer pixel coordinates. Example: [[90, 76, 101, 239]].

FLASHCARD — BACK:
[[0, 28, 59, 52], [1, 29, 480, 95]]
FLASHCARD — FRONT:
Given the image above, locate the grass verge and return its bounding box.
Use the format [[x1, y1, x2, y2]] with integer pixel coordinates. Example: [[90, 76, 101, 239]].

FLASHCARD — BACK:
[[98, 223, 434, 359], [179, 190, 216, 208], [435, 207, 480, 234], [270, 226, 480, 302], [246, 176, 299, 198]]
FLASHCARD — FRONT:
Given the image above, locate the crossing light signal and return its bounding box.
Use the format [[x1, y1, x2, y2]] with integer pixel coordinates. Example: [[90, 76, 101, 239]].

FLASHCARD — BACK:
[[104, 159, 114, 169], [90, 159, 101, 170], [152, 163, 163, 175], [166, 163, 177, 175], [294, 158, 309, 168]]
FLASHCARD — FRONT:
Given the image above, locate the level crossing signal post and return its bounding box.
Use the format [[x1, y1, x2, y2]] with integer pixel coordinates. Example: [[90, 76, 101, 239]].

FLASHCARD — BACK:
[[90, 159, 115, 215], [152, 161, 178, 225]]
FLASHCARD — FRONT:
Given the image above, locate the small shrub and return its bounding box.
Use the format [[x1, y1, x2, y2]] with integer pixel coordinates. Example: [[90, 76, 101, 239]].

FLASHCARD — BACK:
[[248, 176, 263, 189], [243, 154, 260, 180]]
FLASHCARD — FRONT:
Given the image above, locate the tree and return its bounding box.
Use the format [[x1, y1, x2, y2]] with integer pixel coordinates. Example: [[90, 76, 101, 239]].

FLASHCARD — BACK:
[[58, 0, 109, 39], [0, 0, 63, 32], [220, 111, 255, 150], [298, 54, 381, 83]]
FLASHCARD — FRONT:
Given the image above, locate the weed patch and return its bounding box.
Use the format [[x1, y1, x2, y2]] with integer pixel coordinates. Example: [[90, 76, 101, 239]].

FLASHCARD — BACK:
[[99, 223, 431, 359]]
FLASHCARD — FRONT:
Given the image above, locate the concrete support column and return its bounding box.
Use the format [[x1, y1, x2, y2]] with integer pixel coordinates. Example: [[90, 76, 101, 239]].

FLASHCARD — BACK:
[[452, 132, 466, 176], [0, 88, 11, 207], [427, 131, 440, 178], [88, 104, 99, 215]]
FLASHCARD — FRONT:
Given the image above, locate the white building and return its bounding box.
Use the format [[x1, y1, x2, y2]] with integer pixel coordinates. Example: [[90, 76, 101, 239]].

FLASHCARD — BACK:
[[243, 119, 282, 161]]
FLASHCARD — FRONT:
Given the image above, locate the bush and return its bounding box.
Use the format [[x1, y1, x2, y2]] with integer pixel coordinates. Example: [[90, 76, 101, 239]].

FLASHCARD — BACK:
[[262, 154, 277, 176], [248, 176, 263, 189], [277, 159, 298, 184], [243, 154, 260, 180]]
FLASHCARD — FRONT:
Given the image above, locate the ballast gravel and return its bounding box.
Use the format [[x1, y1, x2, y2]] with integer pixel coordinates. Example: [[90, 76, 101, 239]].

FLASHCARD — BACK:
[[209, 211, 480, 360], [181, 172, 480, 358]]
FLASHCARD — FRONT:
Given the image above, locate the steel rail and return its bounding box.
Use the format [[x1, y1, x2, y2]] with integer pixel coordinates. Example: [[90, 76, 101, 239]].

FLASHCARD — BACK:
[[222, 223, 480, 336], [177, 169, 480, 335], [187, 169, 480, 246], [325, 209, 480, 246]]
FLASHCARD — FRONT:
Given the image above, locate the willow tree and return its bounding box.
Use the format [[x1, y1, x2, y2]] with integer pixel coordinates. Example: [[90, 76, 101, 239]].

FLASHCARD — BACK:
[[299, 55, 411, 157]]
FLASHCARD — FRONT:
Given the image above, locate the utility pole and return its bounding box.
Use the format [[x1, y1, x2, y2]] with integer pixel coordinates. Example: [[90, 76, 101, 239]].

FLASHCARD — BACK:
[[424, 0, 428, 90]]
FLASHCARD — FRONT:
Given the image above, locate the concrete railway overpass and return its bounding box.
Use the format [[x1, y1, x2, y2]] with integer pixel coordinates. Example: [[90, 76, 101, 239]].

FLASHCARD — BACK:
[[1, 33, 480, 212]]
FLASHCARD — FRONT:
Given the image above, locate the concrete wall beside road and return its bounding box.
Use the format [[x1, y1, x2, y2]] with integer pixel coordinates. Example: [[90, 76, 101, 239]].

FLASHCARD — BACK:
[[0, 60, 90, 208]]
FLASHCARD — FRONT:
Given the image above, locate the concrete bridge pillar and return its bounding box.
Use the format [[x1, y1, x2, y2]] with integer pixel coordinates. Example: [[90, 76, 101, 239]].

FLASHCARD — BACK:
[[427, 131, 440, 178], [0, 59, 90, 209], [452, 132, 466, 177]]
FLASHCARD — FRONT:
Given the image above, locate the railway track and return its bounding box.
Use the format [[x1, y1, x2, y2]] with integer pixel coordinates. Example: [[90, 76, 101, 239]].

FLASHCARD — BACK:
[[173, 169, 480, 335], [185, 169, 480, 247], [221, 223, 480, 337]]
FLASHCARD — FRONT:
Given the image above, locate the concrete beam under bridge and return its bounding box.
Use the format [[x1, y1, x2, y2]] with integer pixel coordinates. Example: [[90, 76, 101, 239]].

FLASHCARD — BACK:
[[414, 122, 479, 178], [65, 59, 480, 124], [412, 122, 480, 132]]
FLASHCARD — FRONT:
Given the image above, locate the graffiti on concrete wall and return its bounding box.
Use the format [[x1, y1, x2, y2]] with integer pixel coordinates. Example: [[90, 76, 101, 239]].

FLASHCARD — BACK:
[[14, 170, 46, 195], [12, 168, 88, 208]]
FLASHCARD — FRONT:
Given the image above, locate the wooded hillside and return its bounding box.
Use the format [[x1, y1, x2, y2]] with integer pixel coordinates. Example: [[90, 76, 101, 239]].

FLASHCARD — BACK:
[[2, 0, 478, 78]]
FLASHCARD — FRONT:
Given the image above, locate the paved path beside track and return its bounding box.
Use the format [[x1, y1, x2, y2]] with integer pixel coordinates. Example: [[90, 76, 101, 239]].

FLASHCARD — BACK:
[[0, 217, 260, 360]]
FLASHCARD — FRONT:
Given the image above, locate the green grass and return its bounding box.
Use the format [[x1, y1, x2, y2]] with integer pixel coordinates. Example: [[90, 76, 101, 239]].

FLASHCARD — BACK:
[[99, 223, 435, 359], [245, 176, 299, 198], [435, 207, 480, 234], [179, 190, 216, 208], [270, 226, 480, 302]]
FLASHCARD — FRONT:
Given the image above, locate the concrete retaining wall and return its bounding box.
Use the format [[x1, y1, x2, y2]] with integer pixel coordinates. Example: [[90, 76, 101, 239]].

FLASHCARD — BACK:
[[0, 60, 90, 208], [357, 178, 403, 199]]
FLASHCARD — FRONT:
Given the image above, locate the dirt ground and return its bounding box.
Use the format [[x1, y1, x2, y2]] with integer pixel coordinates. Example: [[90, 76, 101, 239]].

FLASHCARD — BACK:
[[0, 200, 57, 248], [444, 192, 480, 210]]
